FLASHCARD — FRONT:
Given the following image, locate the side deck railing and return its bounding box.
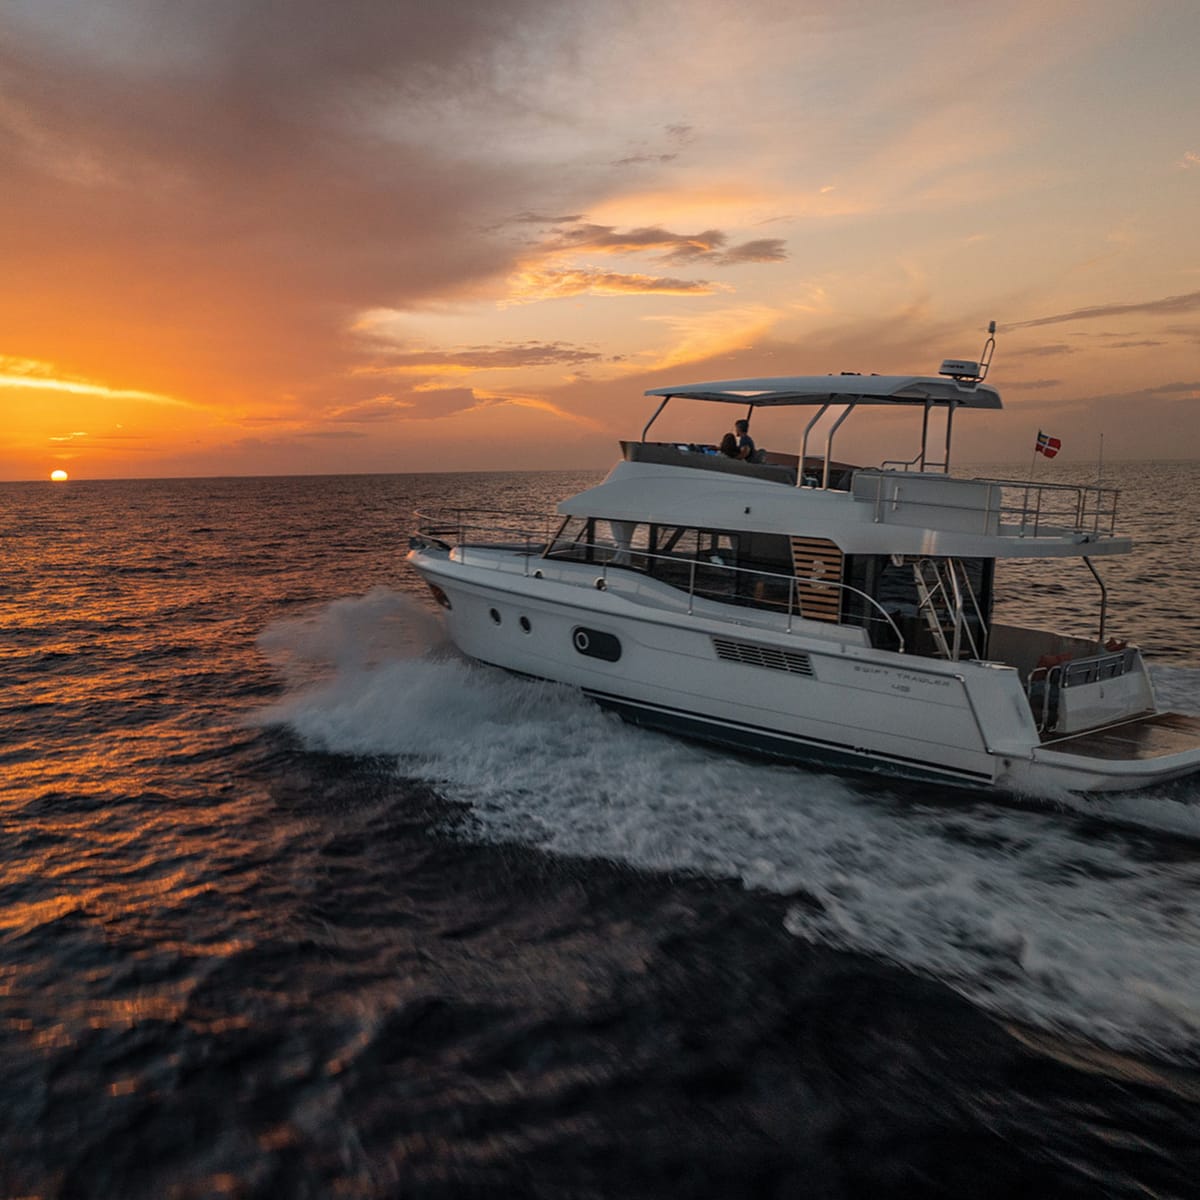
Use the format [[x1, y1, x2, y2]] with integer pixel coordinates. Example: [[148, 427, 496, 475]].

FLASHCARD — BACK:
[[412, 507, 558, 555], [412, 508, 905, 648]]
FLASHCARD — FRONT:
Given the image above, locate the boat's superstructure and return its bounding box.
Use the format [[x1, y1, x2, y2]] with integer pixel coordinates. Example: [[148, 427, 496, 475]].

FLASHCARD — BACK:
[[407, 336, 1200, 794]]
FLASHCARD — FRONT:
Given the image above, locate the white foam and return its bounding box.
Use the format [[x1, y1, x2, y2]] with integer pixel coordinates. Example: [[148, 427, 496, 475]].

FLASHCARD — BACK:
[[257, 592, 1200, 1064]]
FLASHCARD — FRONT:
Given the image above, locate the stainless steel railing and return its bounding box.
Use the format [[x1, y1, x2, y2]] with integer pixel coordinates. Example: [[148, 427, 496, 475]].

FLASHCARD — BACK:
[[853, 471, 1120, 538], [411, 509, 905, 649]]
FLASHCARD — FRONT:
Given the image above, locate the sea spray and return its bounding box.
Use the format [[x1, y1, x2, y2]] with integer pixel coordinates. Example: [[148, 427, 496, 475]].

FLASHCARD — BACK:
[[257, 590, 1200, 1063]]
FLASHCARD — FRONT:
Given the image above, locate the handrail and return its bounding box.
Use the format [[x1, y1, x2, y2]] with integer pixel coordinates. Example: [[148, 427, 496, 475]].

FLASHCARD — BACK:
[[581, 540, 906, 650], [413, 507, 558, 576], [966, 476, 1120, 537], [854, 471, 1121, 538], [414, 513, 907, 650]]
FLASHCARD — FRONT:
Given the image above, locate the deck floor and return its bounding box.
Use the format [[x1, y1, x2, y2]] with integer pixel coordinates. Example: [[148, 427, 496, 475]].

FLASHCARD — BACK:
[[1041, 712, 1200, 760]]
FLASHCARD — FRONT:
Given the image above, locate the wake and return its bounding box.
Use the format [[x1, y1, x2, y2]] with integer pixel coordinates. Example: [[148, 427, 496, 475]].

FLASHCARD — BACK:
[[256, 589, 1200, 1065]]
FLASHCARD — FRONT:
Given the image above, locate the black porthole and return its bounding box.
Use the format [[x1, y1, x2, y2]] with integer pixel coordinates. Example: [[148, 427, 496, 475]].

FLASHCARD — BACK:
[[489, 608, 501, 624], [519, 616, 532, 634]]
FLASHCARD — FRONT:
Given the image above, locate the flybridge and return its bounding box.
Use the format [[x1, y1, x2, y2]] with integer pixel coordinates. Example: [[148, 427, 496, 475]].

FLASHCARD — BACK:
[[640, 322, 1001, 477]]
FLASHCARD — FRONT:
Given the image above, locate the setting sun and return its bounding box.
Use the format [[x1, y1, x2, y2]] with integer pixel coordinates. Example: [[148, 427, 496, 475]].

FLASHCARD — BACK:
[[50, 469, 68, 481]]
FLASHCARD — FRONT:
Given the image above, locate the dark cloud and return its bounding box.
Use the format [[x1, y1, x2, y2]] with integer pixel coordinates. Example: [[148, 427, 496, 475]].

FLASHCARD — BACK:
[[612, 123, 694, 167], [611, 151, 680, 167], [1006, 291, 1200, 330], [716, 239, 788, 265], [1144, 381, 1200, 394], [540, 221, 787, 267], [362, 342, 604, 373], [509, 212, 588, 225], [999, 343, 1076, 359], [0, 0, 595, 408]]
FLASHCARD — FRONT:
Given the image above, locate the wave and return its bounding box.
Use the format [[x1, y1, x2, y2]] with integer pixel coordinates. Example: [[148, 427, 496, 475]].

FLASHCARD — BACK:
[[257, 590, 1200, 1065]]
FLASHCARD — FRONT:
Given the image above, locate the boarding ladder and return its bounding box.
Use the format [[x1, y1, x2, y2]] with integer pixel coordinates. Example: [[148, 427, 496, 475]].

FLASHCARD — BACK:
[[913, 559, 987, 661]]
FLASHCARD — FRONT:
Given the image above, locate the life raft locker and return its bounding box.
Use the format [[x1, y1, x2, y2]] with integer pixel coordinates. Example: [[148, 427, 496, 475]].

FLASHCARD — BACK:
[[789, 536, 844, 622]]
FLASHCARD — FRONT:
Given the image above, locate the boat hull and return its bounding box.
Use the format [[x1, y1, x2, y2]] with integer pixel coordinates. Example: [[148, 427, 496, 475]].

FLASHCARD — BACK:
[[408, 546, 1200, 796]]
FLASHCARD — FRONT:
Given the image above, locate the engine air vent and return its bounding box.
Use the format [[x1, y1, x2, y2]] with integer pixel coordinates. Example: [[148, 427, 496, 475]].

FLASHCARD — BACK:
[[712, 638, 814, 676]]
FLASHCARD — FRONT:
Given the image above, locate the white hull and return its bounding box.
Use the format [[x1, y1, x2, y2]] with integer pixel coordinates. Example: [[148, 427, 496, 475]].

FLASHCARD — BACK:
[[410, 548, 1198, 795]]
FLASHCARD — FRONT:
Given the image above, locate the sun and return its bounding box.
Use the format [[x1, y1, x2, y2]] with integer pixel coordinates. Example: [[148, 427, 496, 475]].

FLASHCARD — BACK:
[[50, 469, 69, 481]]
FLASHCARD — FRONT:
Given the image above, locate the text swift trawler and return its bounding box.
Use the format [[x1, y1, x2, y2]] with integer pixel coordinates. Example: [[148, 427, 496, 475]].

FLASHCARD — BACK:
[[407, 330, 1200, 794]]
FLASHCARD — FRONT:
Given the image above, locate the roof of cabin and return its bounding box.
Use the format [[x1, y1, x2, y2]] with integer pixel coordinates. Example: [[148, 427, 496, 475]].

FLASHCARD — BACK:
[[644, 374, 1002, 409]]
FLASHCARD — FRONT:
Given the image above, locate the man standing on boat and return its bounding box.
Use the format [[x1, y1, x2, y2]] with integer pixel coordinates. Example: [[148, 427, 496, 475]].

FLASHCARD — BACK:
[[734, 419, 756, 461]]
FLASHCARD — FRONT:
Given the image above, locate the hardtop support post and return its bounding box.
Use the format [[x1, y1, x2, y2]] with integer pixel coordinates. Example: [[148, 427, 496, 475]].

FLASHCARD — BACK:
[[641, 396, 671, 442]]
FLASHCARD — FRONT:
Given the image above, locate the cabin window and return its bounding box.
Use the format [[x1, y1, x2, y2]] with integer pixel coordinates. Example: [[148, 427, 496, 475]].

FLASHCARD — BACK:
[[545, 517, 652, 567], [545, 515, 596, 562], [644, 526, 736, 599], [546, 519, 810, 615]]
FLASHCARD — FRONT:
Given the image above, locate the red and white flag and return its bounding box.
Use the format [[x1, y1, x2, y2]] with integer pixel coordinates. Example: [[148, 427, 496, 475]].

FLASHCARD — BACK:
[[1035, 430, 1062, 458]]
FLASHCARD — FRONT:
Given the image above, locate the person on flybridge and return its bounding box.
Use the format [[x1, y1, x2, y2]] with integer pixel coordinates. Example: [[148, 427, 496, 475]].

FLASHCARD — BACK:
[[733, 419, 756, 461]]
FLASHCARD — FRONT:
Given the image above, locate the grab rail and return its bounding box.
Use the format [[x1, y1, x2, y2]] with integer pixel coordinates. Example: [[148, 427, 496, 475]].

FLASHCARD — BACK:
[[412, 510, 905, 650], [853, 472, 1120, 539], [572, 541, 906, 649], [970, 477, 1120, 537]]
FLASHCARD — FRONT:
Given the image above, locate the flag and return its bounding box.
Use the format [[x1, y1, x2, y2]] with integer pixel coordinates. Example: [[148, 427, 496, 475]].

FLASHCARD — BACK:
[[1035, 430, 1061, 458]]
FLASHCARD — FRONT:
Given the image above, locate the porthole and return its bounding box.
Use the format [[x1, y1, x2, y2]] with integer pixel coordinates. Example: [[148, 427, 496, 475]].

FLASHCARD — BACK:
[[519, 616, 532, 634], [489, 608, 501, 624]]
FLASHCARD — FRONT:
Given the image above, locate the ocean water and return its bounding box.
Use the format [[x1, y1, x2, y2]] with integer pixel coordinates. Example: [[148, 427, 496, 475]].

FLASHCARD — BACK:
[[2, 462, 1199, 1199]]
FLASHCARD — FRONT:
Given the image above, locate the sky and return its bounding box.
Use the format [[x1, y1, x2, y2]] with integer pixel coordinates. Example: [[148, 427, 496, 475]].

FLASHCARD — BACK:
[[2, 0, 1199, 480]]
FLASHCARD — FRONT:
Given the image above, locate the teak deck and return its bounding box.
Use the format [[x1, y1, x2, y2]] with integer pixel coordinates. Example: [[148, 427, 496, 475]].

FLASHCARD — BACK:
[[1042, 712, 1200, 760]]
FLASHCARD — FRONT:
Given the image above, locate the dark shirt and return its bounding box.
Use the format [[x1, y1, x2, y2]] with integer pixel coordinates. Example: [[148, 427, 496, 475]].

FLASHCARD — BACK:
[[737, 433, 756, 460]]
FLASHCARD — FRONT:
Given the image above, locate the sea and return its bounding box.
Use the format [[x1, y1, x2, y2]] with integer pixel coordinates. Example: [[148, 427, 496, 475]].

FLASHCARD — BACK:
[[2, 461, 1199, 1199]]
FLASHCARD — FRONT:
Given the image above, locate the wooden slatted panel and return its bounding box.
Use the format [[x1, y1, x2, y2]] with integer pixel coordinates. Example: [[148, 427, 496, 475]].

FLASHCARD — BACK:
[[790, 537, 844, 622]]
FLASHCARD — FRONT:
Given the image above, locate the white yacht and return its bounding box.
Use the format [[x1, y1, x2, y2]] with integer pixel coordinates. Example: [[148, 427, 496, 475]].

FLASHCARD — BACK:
[[407, 331, 1200, 795]]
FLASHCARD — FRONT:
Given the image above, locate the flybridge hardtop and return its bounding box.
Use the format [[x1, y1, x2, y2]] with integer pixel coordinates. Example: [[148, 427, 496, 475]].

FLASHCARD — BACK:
[[642, 372, 1003, 408], [407, 327, 1200, 796]]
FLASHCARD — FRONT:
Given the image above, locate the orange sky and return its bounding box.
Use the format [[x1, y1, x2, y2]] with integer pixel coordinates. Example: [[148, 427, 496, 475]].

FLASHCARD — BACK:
[[3, 0, 1199, 480]]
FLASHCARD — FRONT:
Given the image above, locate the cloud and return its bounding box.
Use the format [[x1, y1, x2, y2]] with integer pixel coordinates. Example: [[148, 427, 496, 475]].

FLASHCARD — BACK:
[[330, 387, 486, 421], [536, 220, 788, 267], [325, 396, 417, 422], [1002, 379, 1063, 391], [355, 342, 605, 375], [504, 267, 727, 304], [716, 238, 788, 265], [1180, 151, 1200, 169], [612, 123, 695, 167], [324, 384, 600, 426], [1006, 291, 1200, 330], [0, 362, 189, 406], [0, 0, 592, 409], [1004, 343, 1076, 359], [1143, 381, 1200, 395]]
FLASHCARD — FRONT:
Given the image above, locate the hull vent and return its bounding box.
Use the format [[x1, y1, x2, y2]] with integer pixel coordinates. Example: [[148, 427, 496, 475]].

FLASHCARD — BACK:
[[712, 638, 814, 676]]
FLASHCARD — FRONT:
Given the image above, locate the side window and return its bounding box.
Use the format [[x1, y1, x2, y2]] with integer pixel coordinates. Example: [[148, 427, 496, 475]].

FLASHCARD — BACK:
[[545, 516, 593, 561], [545, 518, 652, 569]]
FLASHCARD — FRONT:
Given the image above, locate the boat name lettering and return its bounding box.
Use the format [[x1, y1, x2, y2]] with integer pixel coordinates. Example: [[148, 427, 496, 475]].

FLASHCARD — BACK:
[[853, 664, 952, 689]]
